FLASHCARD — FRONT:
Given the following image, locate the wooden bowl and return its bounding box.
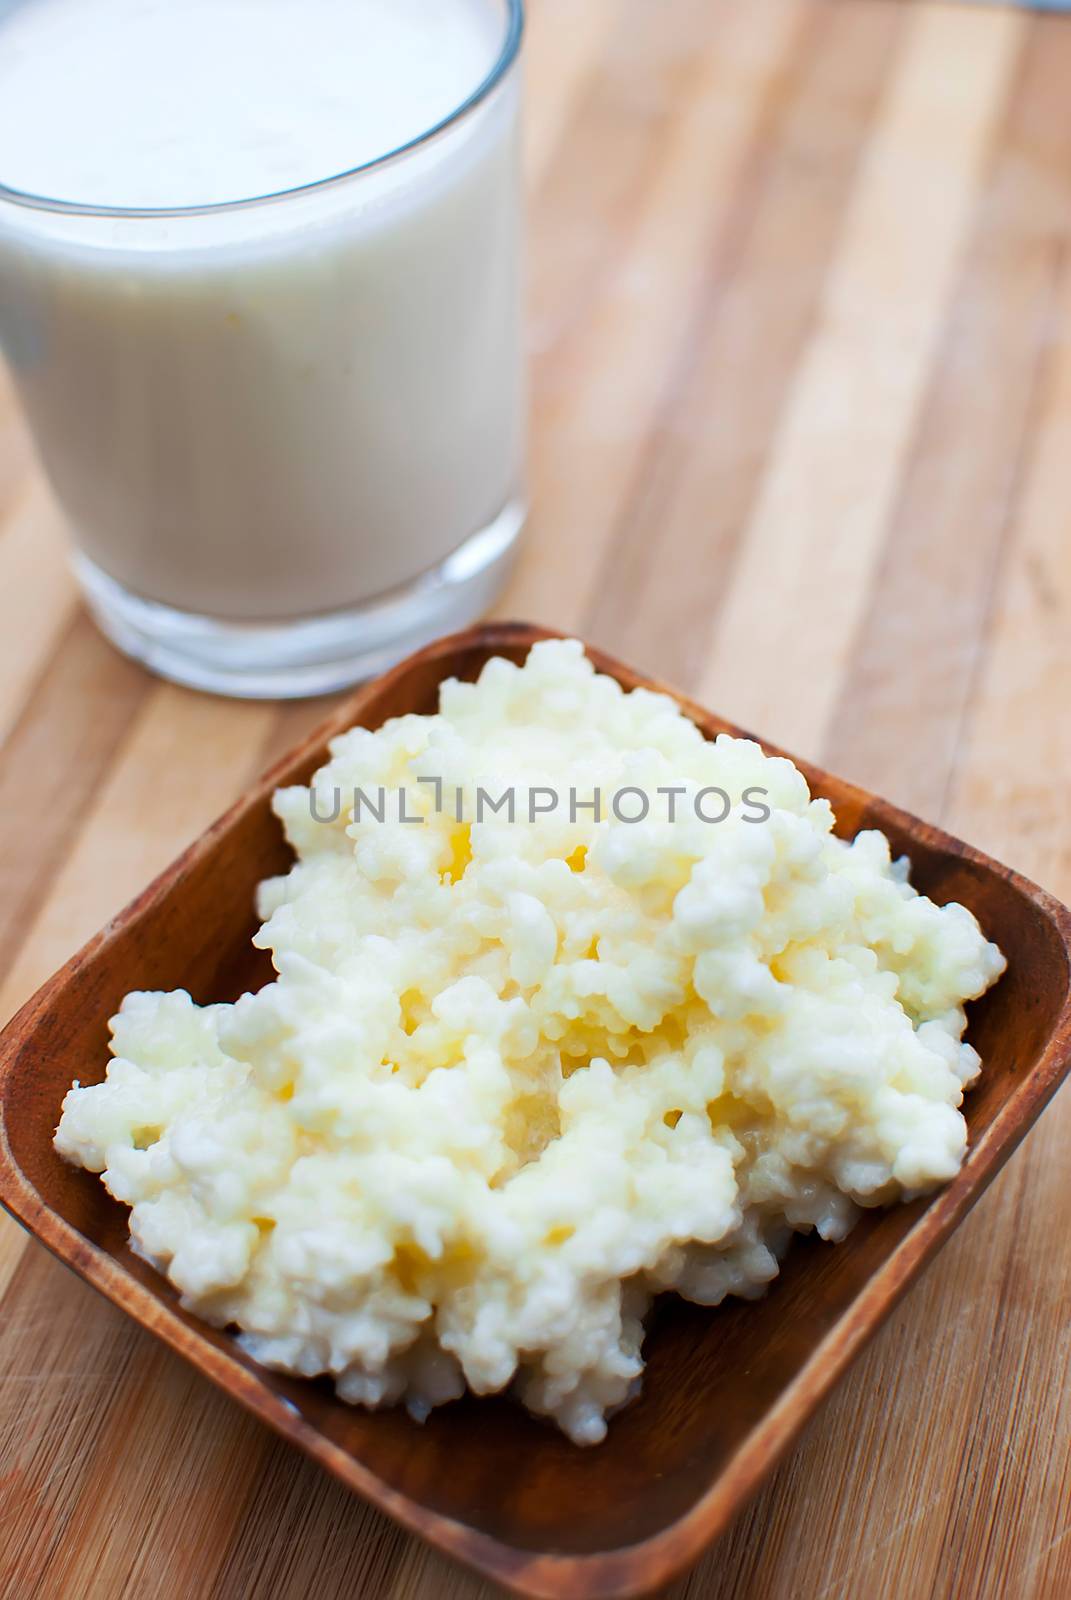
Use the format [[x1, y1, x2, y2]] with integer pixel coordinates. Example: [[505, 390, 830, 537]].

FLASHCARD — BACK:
[[2, 622, 1069, 1599]]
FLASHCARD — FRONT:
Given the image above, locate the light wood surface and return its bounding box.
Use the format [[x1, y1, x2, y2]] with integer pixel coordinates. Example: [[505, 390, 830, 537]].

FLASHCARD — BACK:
[[1, 1, 1068, 1595]]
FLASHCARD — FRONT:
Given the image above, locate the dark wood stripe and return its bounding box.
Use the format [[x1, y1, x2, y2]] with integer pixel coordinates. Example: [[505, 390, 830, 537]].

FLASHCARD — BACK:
[[212, 1443, 408, 1600], [0, 1247, 145, 1597]]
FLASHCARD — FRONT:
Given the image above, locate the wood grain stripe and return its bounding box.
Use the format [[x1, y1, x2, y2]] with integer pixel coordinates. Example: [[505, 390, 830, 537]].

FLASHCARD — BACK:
[[0, 616, 148, 983], [948, 217, 1071, 889], [0, 370, 33, 523], [0, 1250, 148, 1597], [583, 0, 906, 690], [32, 1316, 270, 1600], [0, 1199, 24, 1300], [213, 1448, 409, 1600], [695, 1, 1021, 758], [522, 0, 620, 187], [499, 0, 808, 632], [824, 12, 1071, 818], [0, 485, 77, 745]]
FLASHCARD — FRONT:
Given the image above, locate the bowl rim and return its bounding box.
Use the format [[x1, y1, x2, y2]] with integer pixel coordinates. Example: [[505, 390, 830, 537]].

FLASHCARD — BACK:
[[2, 620, 1070, 1600]]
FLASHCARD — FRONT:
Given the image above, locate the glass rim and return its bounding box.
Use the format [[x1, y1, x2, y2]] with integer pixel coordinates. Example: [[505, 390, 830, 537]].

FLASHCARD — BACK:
[[0, 0, 524, 220]]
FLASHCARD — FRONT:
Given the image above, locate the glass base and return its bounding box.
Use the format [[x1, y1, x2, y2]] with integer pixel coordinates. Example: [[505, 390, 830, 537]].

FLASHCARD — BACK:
[[74, 500, 525, 699]]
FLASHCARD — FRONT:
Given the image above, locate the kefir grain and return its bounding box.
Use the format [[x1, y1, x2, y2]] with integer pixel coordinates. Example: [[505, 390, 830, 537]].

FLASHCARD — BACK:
[[56, 643, 1005, 1443]]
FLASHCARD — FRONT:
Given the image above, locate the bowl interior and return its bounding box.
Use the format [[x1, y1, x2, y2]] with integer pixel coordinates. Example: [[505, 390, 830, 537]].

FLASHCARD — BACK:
[[2, 630, 1068, 1569]]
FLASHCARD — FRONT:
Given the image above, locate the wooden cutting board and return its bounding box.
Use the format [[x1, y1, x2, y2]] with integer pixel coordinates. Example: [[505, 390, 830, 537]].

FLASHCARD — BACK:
[[1, 1, 1069, 1596]]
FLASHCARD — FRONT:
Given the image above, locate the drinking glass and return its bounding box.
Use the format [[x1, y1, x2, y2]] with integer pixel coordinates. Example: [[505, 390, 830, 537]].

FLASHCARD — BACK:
[[0, 0, 526, 697]]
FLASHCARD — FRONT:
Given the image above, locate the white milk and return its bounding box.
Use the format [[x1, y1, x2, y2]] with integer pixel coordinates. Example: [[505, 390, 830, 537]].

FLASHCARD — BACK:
[[0, 0, 524, 660]]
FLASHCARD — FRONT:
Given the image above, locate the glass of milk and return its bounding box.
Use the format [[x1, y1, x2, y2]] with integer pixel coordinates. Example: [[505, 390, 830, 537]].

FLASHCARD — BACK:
[[0, 0, 525, 697]]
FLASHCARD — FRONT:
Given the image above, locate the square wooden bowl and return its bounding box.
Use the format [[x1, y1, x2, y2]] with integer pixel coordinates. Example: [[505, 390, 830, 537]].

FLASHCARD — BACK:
[[2, 622, 1070, 1599]]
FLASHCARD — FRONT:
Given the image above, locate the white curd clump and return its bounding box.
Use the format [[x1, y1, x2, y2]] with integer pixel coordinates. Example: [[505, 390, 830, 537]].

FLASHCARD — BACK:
[[55, 641, 1005, 1444]]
